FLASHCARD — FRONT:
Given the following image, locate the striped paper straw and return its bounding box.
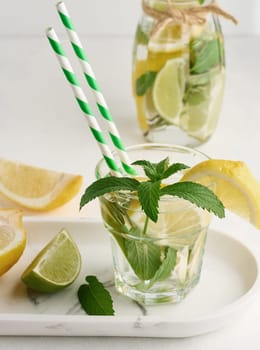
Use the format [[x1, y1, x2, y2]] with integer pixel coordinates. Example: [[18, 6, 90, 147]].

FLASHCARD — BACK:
[[46, 27, 122, 177], [56, 1, 137, 176]]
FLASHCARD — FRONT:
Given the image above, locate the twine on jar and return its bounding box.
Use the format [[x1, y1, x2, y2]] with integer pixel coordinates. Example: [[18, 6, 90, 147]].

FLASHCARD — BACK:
[[142, 0, 238, 36]]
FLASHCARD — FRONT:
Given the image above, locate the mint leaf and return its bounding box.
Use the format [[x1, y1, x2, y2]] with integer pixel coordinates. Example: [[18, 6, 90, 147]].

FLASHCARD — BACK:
[[136, 24, 149, 45], [138, 181, 161, 222], [136, 71, 157, 96], [155, 157, 170, 174], [145, 247, 177, 288], [99, 196, 126, 233], [80, 177, 140, 209], [198, 0, 206, 4], [162, 163, 189, 179], [133, 158, 171, 181], [132, 159, 158, 180], [78, 275, 114, 315], [190, 38, 222, 74], [160, 181, 225, 218], [125, 238, 161, 280]]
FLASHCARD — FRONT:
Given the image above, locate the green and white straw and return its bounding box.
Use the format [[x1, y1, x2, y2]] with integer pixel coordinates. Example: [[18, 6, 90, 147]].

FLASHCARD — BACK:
[[46, 27, 122, 177], [56, 1, 136, 176]]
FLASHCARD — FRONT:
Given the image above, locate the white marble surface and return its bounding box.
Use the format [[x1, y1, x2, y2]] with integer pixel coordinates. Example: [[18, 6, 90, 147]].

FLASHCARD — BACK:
[[0, 34, 260, 348]]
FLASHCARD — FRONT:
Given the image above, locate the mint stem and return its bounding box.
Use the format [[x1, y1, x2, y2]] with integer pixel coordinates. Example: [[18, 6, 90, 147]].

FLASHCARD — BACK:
[[142, 216, 150, 236]]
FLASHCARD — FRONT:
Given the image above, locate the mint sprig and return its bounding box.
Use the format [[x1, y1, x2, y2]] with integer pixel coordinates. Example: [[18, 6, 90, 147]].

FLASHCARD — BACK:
[[80, 157, 225, 221], [78, 276, 114, 316], [80, 158, 225, 299]]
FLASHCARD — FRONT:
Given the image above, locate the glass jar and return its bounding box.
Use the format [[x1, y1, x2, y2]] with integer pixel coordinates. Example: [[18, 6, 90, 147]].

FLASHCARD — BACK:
[[132, 0, 225, 146]]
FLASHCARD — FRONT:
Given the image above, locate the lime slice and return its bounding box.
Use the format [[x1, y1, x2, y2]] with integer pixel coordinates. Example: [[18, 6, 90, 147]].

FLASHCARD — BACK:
[[152, 58, 186, 124], [21, 229, 81, 293]]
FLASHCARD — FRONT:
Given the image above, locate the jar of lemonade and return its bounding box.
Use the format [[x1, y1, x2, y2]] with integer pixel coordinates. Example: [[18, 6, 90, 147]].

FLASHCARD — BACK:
[[132, 0, 235, 146]]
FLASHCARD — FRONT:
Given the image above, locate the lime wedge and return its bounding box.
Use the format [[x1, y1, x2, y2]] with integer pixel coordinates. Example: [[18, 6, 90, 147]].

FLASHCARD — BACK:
[[21, 229, 81, 293], [152, 58, 186, 124]]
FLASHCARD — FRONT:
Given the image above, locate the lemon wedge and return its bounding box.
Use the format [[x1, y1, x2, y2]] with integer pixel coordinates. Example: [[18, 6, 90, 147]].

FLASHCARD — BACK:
[[0, 208, 26, 276], [0, 158, 83, 211], [181, 159, 260, 228]]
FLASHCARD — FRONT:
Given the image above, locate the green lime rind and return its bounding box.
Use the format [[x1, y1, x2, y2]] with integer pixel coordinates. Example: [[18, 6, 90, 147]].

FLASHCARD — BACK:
[[21, 228, 81, 293]]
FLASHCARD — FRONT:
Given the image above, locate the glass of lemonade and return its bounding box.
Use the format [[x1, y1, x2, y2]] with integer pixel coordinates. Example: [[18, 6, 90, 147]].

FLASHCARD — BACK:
[[132, 0, 225, 146], [96, 144, 211, 305]]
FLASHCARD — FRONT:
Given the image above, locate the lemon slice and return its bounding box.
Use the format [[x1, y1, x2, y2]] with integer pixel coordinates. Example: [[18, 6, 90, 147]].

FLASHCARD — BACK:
[[148, 23, 188, 54], [0, 158, 83, 211], [128, 197, 210, 247], [0, 208, 26, 276], [21, 228, 81, 293], [181, 159, 260, 228], [152, 58, 186, 124]]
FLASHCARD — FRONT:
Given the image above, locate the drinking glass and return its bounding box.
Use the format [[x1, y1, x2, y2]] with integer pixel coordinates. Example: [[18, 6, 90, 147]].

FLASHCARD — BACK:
[[96, 144, 210, 305]]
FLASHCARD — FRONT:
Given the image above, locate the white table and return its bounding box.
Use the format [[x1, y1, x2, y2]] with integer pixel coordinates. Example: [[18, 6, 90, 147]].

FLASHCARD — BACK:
[[0, 35, 260, 349]]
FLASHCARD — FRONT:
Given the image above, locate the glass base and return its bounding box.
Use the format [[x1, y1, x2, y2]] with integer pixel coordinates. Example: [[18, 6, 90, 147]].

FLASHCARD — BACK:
[[114, 273, 200, 305], [143, 125, 210, 148]]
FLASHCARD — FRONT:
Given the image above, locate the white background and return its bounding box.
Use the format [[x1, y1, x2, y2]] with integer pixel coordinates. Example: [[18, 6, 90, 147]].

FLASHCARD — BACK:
[[0, 0, 259, 37]]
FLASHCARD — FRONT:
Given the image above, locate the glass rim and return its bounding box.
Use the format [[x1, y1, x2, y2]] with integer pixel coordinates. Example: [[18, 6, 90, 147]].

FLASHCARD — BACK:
[[96, 143, 211, 216], [95, 143, 209, 177]]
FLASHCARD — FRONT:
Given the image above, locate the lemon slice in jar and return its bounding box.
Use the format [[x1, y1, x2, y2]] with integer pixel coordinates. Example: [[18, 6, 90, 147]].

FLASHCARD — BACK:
[[148, 23, 188, 54]]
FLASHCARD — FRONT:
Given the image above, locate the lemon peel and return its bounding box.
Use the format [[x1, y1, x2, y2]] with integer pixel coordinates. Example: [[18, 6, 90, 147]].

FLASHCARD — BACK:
[[181, 159, 260, 228]]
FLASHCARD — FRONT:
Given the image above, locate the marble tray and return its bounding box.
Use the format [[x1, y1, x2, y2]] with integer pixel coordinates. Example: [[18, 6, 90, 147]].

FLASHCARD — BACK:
[[0, 217, 259, 338]]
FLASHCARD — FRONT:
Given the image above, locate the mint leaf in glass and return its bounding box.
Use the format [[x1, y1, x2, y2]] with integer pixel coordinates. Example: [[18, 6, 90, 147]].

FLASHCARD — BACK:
[[146, 247, 177, 287], [190, 37, 223, 74], [125, 238, 161, 280], [136, 24, 149, 45]]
